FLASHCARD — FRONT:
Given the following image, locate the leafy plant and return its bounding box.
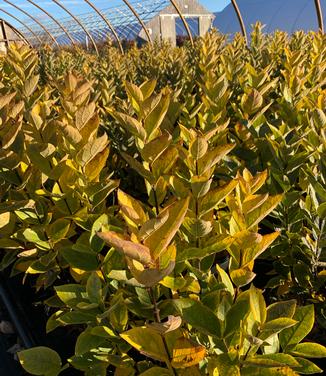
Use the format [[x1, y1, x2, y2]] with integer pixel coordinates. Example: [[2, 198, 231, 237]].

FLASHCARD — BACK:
[[0, 26, 325, 376]]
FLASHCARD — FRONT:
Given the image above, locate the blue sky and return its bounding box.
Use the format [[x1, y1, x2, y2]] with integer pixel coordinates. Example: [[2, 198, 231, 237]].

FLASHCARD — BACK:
[[203, 0, 230, 12]]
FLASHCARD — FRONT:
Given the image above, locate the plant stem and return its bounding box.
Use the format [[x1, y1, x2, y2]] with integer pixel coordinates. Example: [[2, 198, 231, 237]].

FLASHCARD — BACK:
[[147, 287, 161, 323], [148, 287, 177, 376]]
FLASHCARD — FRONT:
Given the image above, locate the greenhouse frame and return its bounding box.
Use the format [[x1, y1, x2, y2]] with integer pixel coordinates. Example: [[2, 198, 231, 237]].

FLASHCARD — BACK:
[[0, 0, 324, 54]]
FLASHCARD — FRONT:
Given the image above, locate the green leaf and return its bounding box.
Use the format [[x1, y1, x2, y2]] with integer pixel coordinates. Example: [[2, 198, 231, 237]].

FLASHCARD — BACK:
[[213, 353, 240, 376], [75, 329, 107, 355], [58, 311, 95, 325], [289, 343, 326, 358], [191, 178, 212, 202], [317, 202, 326, 219], [266, 300, 297, 321], [61, 246, 98, 271], [262, 318, 298, 332], [18, 346, 61, 376], [121, 152, 154, 184], [245, 353, 300, 367], [292, 357, 323, 374], [47, 218, 70, 243], [139, 211, 169, 242], [224, 298, 250, 337], [241, 367, 298, 375], [279, 305, 314, 349], [86, 272, 102, 305], [55, 284, 88, 307], [173, 298, 221, 337], [139, 367, 171, 375], [121, 327, 168, 362]]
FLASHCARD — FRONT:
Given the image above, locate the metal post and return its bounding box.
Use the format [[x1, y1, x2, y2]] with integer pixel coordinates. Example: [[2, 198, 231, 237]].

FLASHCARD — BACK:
[[3, 0, 59, 48], [169, 0, 194, 46], [230, 0, 248, 45], [0, 8, 39, 46], [314, 0, 324, 33], [27, 0, 77, 47], [51, 0, 99, 54], [122, 0, 153, 45], [83, 0, 124, 53], [0, 19, 8, 48]]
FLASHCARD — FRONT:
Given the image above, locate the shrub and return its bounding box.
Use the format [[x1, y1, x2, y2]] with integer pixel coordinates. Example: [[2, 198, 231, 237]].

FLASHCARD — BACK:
[[0, 27, 325, 375]]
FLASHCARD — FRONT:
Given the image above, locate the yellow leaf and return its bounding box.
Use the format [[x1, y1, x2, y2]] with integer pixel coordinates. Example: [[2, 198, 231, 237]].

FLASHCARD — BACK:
[[85, 147, 110, 182], [121, 327, 168, 362], [75, 102, 96, 130], [249, 285, 267, 324], [97, 231, 152, 265], [118, 189, 148, 231], [141, 132, 172, 163], [230, 267, 256, 288], [127, 257, 175, 287], [171, 337, 206, 368], [144, 197, 189, 260]]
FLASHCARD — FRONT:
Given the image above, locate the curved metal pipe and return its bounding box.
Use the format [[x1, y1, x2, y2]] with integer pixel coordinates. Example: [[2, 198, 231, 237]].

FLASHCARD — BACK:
[[230, 0, 248, 45], [122, 0, 152, 45], [0, 8, 40, 45], [169, 0, 194, 46], [26, 0, 77, 47], [3, 0, 59, 48], [51, 0, 99, 54], [314, 0, 324, 33], [83, 0, 124, 53], [0, 18, 30, 46]]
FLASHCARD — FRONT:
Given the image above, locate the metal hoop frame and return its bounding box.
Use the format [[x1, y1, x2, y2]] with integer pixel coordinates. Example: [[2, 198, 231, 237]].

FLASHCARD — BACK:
[[314, 0, 324, 33], [122, 0, 153, 45], [0, 18, 30, 46], [3, 0, 59, 48], [0, 7, 41, 45], [27, 0, 77, 47], [51, 0, 99, 55], [230, 0, 248, 45], [83, 0, 124, 53], [0, 0, 274, 51], [169, 0, 194, 46]]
